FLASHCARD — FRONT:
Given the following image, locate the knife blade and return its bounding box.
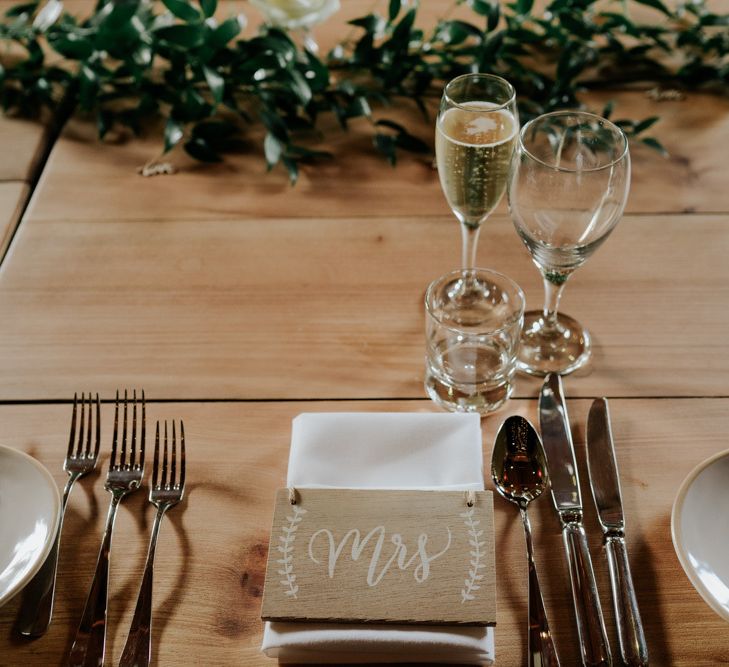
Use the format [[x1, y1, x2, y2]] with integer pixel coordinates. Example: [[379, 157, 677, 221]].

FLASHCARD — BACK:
[[587, 398, 649, 667], [539, 374, 611, 667]]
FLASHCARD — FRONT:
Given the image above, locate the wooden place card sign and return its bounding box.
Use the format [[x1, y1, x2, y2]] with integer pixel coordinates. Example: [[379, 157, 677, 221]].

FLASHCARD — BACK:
[[261, 489, 496, 626]]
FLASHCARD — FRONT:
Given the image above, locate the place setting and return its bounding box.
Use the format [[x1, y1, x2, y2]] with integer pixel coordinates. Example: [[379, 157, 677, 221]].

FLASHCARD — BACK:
[[252, 70, 680, 667], [3, 391, 187, 667], [0, 0, 728, 663]]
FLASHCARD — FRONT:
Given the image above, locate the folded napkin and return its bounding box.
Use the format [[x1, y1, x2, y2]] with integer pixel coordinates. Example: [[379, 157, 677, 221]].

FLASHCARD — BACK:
[[261, 412, 495, 665]]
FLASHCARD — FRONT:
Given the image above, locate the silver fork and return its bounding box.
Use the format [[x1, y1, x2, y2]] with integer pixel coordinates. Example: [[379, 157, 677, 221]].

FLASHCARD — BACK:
[[68, 390, 146, 667], [16, 393, 101, 637], [119, 420, 186, 667]]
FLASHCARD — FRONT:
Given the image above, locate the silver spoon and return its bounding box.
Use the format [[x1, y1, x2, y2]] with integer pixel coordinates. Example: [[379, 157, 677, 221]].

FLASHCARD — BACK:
[[492, 415, 560, 667]]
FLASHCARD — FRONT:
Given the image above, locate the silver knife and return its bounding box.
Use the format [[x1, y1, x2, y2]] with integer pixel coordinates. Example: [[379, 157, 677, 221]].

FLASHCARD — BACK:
[[539, 374, 612, 667], [587, 398, 649, 666]]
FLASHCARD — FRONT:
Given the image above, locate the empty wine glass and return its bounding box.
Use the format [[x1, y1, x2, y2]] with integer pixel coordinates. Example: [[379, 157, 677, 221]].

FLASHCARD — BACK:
[[508, 110, 630, 376], [436, 73, 519, 272]]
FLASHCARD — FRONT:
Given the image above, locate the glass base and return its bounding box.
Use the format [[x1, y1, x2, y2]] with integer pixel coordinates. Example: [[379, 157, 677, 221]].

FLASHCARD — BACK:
[[425, 367, 513, 415], [516, 310, 592, 376]]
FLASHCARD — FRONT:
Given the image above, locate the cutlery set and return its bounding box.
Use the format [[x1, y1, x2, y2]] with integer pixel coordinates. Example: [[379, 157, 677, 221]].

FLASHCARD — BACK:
[[16, 390, 186, 667], [493, 373, 647, 667]]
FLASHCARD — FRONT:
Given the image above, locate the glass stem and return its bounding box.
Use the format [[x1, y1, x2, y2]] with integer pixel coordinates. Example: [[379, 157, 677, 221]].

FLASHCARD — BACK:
[[541, 274, 569, 329], [460, 221, 481, 271]]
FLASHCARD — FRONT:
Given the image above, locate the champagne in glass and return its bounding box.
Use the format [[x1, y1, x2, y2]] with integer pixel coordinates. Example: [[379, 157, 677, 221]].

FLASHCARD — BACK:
[[508, 110, 631, 376], [435, 74, 519, 271]]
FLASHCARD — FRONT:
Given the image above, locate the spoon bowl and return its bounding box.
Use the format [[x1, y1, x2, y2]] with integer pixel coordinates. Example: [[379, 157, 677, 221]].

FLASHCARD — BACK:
[[491, 415, 549, 507]]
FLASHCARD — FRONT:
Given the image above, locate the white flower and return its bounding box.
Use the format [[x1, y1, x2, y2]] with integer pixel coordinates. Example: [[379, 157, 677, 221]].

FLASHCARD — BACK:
[[250, 0, 340, 30]]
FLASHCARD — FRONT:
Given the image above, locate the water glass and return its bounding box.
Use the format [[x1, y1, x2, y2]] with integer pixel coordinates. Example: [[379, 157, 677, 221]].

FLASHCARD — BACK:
[[425, 268, 525, 414]]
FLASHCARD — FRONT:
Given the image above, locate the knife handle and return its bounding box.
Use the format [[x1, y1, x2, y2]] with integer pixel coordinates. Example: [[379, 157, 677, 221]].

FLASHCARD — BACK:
[[606, 535, 648, 666], [562, 520, 612, 667]]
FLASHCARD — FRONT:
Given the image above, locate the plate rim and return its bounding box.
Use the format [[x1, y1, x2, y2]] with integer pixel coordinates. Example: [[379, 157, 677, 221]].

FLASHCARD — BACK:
[[670, 447, 729, 624], [0, 444, 61, 607]]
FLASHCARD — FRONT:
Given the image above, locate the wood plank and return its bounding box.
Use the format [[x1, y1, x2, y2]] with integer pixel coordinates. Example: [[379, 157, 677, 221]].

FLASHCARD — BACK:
[[0, 213, 727, 401], [25, 87, 729, 224], [0, 398, 726, 665], [0, 181, 29, 259], [0, 114, 50, 182]]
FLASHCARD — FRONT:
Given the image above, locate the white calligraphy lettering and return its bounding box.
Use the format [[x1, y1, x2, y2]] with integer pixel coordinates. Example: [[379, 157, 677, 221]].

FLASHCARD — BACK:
[[308, 526, 451, 587]]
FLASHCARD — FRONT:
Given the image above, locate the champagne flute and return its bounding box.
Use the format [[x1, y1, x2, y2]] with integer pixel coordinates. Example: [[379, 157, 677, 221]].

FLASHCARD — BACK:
[[436, 73, 519, 273], [508, 110, 631, 376]]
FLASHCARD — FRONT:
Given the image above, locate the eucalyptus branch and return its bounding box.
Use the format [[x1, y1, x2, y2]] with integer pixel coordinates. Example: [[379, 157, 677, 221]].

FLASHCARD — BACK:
[[0, 0, 725, 182]]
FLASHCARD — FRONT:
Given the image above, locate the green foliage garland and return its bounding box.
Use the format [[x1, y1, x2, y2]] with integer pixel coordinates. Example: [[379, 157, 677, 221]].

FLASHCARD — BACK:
[[0, 0, 726, 182]]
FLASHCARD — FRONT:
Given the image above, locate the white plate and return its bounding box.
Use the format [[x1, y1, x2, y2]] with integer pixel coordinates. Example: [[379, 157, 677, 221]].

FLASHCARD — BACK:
[[0, 444, 61, 607], [671, 448, 729, 623]]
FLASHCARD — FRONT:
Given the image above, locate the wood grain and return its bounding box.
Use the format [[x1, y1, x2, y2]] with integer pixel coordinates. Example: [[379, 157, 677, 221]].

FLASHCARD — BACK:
[[0, 398, 726, 666], [0, 213, 727, 401], [261, 489, 496, 626], [0, 181, 29, 259], [23, 87, 729, 225], [0, 113, 50, 182]]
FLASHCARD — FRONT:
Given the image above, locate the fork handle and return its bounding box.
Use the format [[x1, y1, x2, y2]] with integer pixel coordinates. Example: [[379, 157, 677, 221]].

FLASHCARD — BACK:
[[16, 474, 78, 637], [119, 506, 166, 667], [68, 494, 121, 667]]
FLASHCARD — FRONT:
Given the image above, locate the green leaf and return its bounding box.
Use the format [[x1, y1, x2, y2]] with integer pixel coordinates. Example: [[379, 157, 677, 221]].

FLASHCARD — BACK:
[[469, 0, 492, 16], [632, 0, 672, 18], [199, 0, 217, 19], [282, 156, 298, 185], [486, 1, 500, 31], [5, 3, 38, 18], [156, 24, 206, 48], [374, 134, 397, 166], [164, 117, 184, 152], [260, 109, 288, 142], [348, 14, 385, 34], [78, 64, 98, 110], [184, 137, 222, 162], [634, 116, 659, 134], [391, 7, 416, 44], [209, 15, 242, 47], [288, 68, 312, 105], [32, 0, 61, 31], [515, 0, 534, 15], [388, 0, 401, 22], [50, 33, 94, 59], [192, 120, 236, 142], [203, 65, 224, 104], [437, 20, 482, 45], [640, 136, 668, 156], [161, 0, 200, 22], [101, 0, 140, 31], [602, 100, 615, 119], [263, 132, 283, 168], [97, 110, 113, 140]]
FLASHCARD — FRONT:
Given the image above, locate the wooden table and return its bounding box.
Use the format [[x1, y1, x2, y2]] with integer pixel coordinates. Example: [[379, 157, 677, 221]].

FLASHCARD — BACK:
[[1, 2, 729, 665]]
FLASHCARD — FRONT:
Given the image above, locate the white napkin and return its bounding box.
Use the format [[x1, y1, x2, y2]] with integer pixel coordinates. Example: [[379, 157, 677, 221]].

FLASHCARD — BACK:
[[261, 412, 495, 665]]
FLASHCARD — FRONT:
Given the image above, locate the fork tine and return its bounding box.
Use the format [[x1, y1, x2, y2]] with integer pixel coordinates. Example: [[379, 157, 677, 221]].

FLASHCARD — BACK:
[[152, 421, 160, 489], [171, 421, 177, 487], [121, 389, 128, 466], [140, 390, 146, 469], [179, 421, 185, 491], [67, 393, 78, 460], [130, 389, 137, 467], [111, 390, 120, 467], [94, 393, 101, 458], [76, 392, 86, 457], [84, 392, 93, 457], [162, 421, 169, 488]]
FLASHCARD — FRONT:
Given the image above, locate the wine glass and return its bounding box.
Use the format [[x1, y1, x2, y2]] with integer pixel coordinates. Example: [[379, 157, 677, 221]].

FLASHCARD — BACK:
[[436, 73, 519, 272], [508, 110, 630, 376]]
